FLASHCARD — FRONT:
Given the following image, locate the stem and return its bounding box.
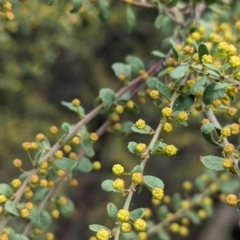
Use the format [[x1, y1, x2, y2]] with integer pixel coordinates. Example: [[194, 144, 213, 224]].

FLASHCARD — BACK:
[[114, 82, 182, 240], [11, 61, 163, 236], [23, 177, 64, 236], [204, 107, 240, 178]]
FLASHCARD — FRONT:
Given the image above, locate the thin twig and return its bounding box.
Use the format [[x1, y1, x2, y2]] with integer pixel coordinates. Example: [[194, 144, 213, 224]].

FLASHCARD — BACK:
[[16, 60, 164, 236], [204, 107, 240, 178]]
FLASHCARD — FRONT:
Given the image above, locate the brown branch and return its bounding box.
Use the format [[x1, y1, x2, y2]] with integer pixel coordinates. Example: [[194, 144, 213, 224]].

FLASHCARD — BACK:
[[11, 59, 163, 236]]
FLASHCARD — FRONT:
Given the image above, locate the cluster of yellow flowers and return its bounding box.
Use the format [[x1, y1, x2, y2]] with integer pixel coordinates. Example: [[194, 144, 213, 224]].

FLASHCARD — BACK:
[[1, 1, 14, 21]]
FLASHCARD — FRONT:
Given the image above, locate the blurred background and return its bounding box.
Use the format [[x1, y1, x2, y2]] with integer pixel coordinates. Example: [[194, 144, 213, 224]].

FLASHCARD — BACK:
[[1, 1, 240, 239]]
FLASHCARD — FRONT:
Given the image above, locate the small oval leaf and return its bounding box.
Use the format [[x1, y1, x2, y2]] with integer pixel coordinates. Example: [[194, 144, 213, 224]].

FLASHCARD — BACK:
[[70, 0, 83, 13], [101, 180, 117, 192], [4, 200, 19, 216], [99, 88, 116, 108], [107, 203, 118, 219], [200, 155, 224, 171], [89, 224, 111, 232], [77, 157, 93, 172], [54, 157, 77, 170], [127, 141, 137, 154], [170, 65, 189, 80], [130, 208, 145, 221], [143, 175, 164, 190], [198, 43, 209, 64]]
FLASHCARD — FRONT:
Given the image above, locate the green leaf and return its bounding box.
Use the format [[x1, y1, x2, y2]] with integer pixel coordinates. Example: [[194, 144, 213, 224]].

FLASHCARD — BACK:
[[151, 141, 167, 154], [0, 184, 13, 198], [57, 197, 74, 217], [61, 122, 72, 135], [107, 203, 118, 219], [198, 43, 209, 64], [158, 230, 171, 240], [37, 137, 51, 150], [8, 229, 29, 240], [186, 210, 201, 225], [120, 121, 134, 134], [207, 70, 221, 79], [146, 77, 158, 89], [200, 123, 215, 134], [166, 0, 178, 7], [219, 179, 240, 193], [29, 205, 40, 222], [203, 63, 221, 75], [61, 101, 85, 116], [204, 168, 217, 180], [99, 88, 116, 108], [33, 188, 50, 203], [81, 139, 95, 157], [194, 177, 206, 191], [112, 63, 132, 80], [143, 175, 164, 190], [157, 205, 169, 218], [125, 55, 144, 74], [202, 82, 226, 105], [46, 168, 57, 181], [77, 157, 93, 172], [101, 180, 118, 192], [154, 14, 164, 29], [122, 231, 137, 238], [170, 65, 189, 80], [130, 208, 145, 221], [158, 68, 168, 78], [89, 224, 111, 232], [131, 165, 142, 173], [32, 210, 52, 229], [200, 155, 224, 171], [169, 39, 178, 61], [4, 200, 19, 216], [125, 102, 139, 115], [156, 82, 171, 99], [118, 92, 130, 101], [9, 233, 30, 240], [172, 193, 182, 210], [131, 125, 153, 134], [54, 157, 77, 170], [19, 172, 28, 182], [173, 93, 194, 111], [202, 132, 222, 148], [127, 141, 138, 154], [152, 51, 166, 58], [70, 0, 83, 13], [191, 75, 206, 94], [98, 0, 110, 22], [34, 149, 46, 164], [192, 40, 198, 52], [5, 227, 16, 236], [160, 16, 172, 35], [126, 6, 136, 30]]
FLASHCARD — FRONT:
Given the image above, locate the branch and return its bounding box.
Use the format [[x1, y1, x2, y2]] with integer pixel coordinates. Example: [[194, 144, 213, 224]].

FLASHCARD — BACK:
[[1, 59, 164, 235]]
